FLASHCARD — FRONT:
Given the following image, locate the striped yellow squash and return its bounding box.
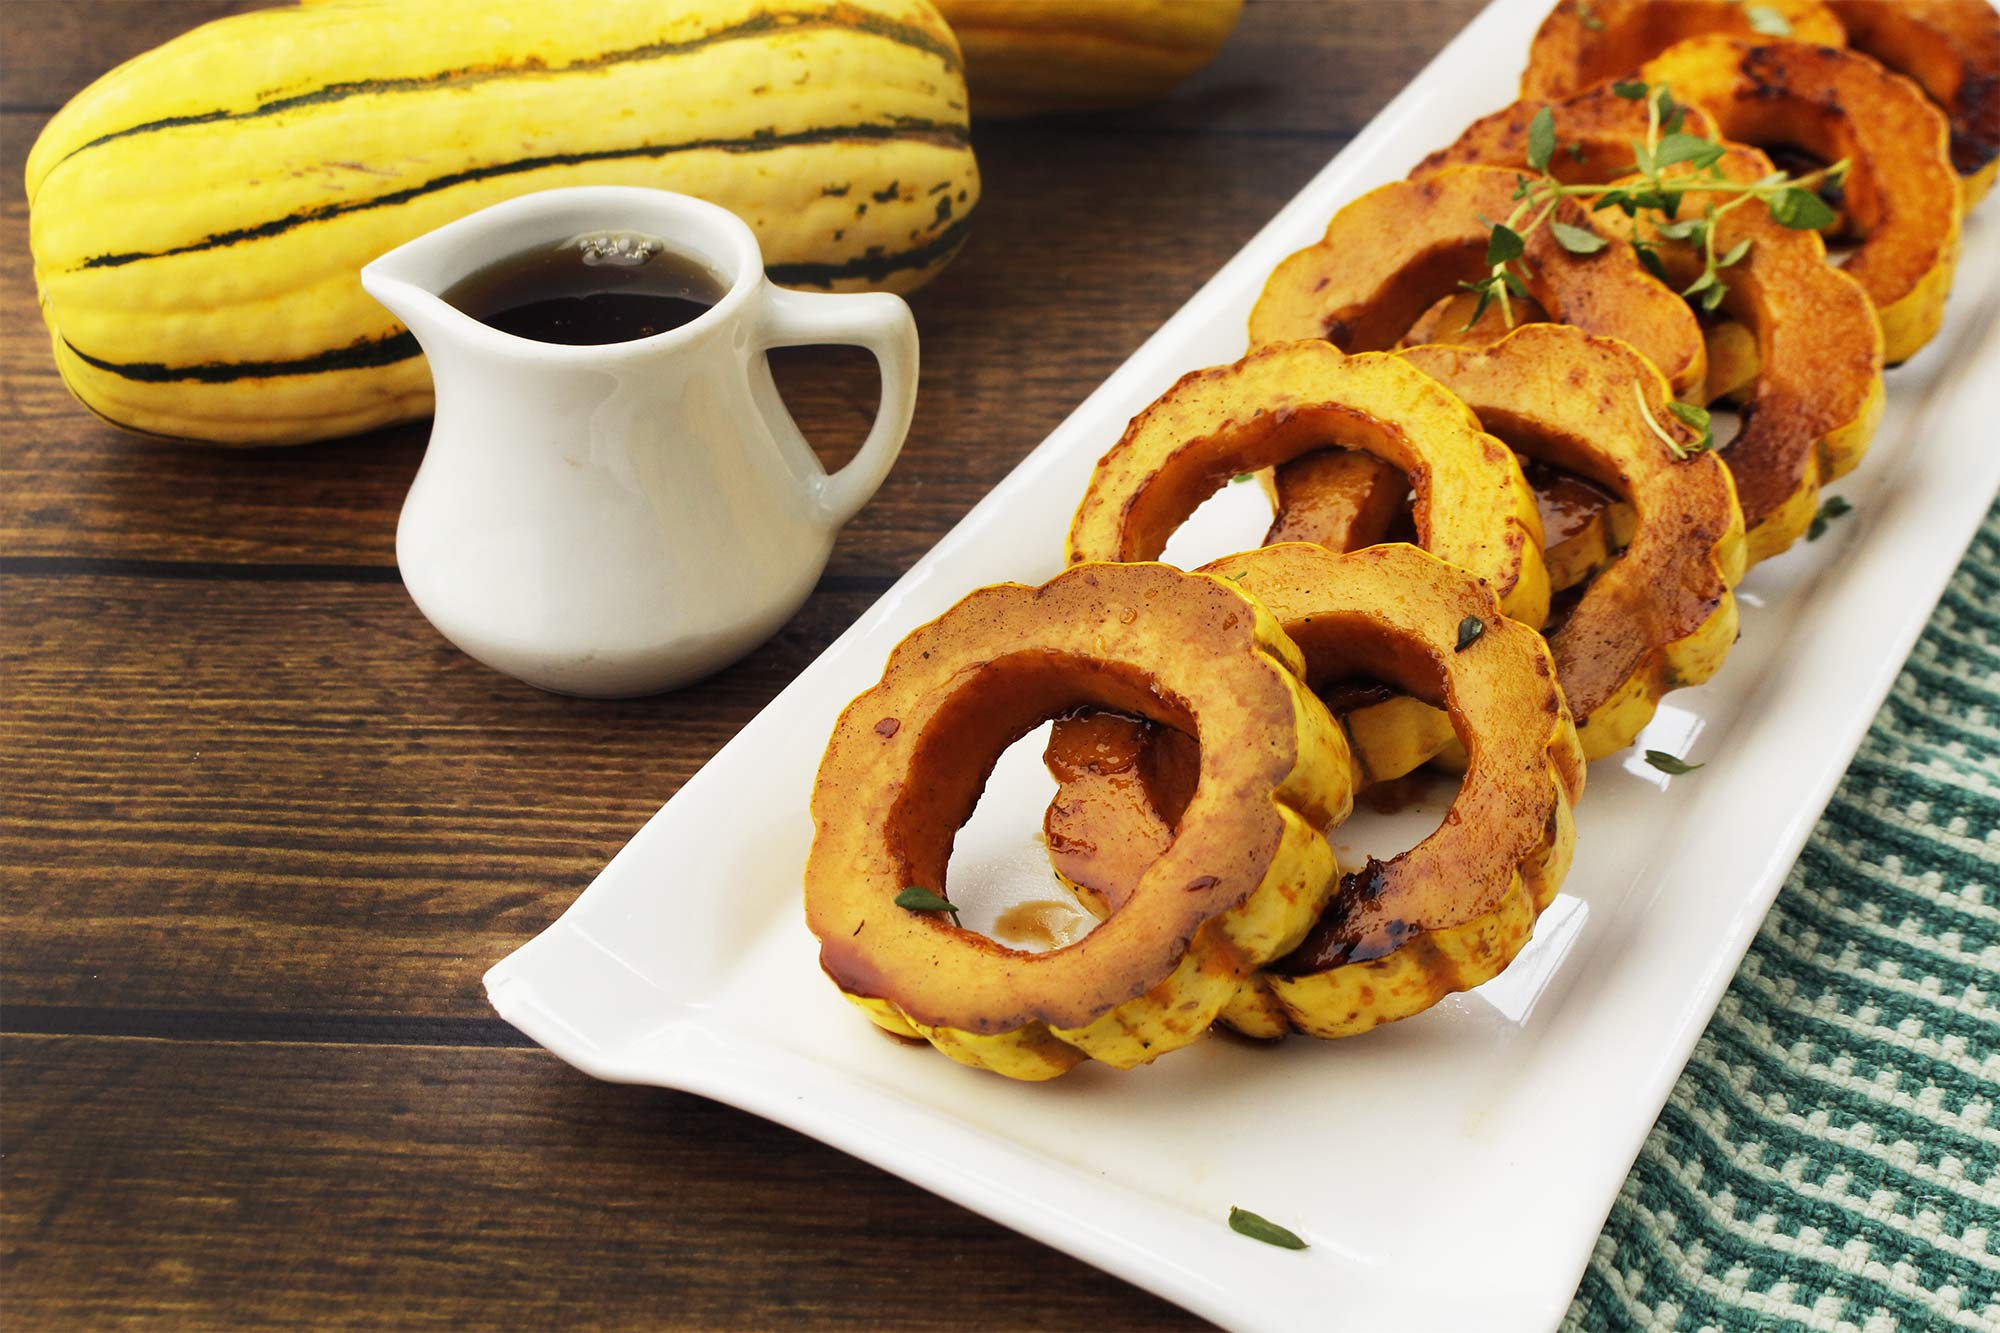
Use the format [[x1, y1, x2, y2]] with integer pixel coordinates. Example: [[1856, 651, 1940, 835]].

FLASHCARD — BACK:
[[26, 0, 978, 444]]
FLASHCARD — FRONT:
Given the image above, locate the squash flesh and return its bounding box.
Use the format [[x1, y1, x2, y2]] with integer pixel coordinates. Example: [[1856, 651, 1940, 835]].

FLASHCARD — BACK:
[[1638, 37, 1960, 363], [1065, 340, 1546, 786], [1422, 93, 1887, 561], [1044, 544, 1586, 1039], [1826, 0, 2000, 205], [1249, 164, 1707, 398], [1399, 325, 1747, 756], [1520, 0, 1845, 99], [804, 561, 1353, 1079]]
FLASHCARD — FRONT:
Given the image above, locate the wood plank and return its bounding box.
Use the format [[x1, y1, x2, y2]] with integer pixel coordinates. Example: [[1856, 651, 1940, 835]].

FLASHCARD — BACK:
[[0, 573, 880, 1017], [1111, 0, 1490, 137], [0, 0, 1488, 129], [1, 1034, 1206, 1329], [0, 2, 264, 110], [3, 120, 1342, 574]]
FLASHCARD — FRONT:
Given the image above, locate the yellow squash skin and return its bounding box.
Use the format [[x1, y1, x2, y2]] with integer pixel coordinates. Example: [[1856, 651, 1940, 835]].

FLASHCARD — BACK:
[[934, 0, 1244, 117], [27, 0, 978, 445], [804, 561, 1354, 1081]]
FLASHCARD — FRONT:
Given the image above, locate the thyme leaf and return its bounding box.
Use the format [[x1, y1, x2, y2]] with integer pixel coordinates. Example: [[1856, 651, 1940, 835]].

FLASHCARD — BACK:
[[1229, 1207, 1308, 1250], [895, 887, 960, 918]]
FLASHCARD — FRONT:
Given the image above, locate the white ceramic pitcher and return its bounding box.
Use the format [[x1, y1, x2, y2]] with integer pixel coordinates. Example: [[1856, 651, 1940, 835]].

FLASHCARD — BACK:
[[361, 187, 917, 697]]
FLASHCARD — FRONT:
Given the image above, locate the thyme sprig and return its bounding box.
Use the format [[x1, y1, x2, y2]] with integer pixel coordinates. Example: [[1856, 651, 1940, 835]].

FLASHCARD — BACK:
[[1459, 83, 1849, 333]]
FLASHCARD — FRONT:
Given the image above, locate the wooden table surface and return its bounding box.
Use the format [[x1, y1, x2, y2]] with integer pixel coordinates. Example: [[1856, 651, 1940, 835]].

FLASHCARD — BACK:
[[2, 3, 1486, 1326]]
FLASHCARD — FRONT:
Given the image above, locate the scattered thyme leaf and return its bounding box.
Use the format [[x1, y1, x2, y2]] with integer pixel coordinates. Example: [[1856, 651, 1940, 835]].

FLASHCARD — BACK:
[[1551, 219, 1608, 253], [1716, 237, 1753, 268], [1231, 472, 1254, 484], [895, 887, 960, 918], [1808, 494, 1853, 540], [1527, 106, 1558, 174], [1455, 616, 1486, 651], [1612, 79, 1648, 100], [1645, 750, 1704, 775], [1743, 3, 1793, 36], [1577, 0, 1604, 31], [1229, 1207, 1308, 1250], [1487, 223, 1525, 266]]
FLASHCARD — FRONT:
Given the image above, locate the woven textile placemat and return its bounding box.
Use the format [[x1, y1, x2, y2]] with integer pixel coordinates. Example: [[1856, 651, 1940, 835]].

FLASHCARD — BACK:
[[1562, 500, 2000, 1331]]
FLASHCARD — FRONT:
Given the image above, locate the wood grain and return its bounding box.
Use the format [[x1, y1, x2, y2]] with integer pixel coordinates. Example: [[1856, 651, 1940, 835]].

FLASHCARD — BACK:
[[1, 0, 1487, 1326], [2, 1035, 1203, 1329]]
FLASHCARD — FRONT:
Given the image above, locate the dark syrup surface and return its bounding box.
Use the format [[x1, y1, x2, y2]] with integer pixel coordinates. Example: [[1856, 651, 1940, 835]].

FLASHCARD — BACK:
[[442, 232, 726, 345]]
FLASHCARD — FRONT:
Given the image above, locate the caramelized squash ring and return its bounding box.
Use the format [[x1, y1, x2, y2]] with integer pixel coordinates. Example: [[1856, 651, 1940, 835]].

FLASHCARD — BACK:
[[805, 561, 1353, 1081], [1826, 0, 2000, 206], [1521, 0, 1845, 100], [1639, 36, 1960, 363], [1066, 339, 1547, 783], [1422, 95, 1886, 561], [1399, 326, 1747, 757], [1045, 544, 1585, 1041], [1249, 164, 1707, 397]]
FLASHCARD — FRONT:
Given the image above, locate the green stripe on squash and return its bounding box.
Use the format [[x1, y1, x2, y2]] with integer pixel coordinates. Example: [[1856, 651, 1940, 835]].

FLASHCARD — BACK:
[[49, 4, 963, 171]]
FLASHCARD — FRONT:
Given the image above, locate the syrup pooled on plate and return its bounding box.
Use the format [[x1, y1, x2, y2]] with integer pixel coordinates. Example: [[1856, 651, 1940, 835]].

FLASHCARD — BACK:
[[442, 231, 726, 345]]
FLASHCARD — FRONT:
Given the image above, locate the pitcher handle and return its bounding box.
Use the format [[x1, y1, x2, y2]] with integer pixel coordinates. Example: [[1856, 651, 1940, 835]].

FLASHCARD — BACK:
[[753, 285, 919, 530]]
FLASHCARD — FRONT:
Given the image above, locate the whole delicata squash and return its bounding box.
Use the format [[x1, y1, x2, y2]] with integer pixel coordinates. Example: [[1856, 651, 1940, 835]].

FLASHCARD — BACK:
[[1639, 37, 1961, 362], [1419, 95, 1886, 562], [25, 0, 978, 444], [805, 560, 1353, 1080], [1828, 0, 2000, 205], [1065, 340, 1547, 785], [1249, 164, 1707, 397], [1044, 543, 1586, 1041], [1521, 0, 1845, 99], [1399, 326, 1747, 757]]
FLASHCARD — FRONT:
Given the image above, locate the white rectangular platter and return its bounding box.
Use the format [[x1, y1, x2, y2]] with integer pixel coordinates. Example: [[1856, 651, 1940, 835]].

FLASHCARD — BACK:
[[484, 1, 2000, 1327]]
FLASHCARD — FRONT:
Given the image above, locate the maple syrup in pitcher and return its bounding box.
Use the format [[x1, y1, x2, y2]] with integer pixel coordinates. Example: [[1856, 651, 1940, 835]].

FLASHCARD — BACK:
[[441, 231, 725, 345]]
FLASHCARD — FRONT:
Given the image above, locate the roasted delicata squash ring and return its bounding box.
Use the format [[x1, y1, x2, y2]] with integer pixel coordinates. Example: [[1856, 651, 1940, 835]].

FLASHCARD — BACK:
[[1249, 164, 1707, 397], [1399, 326, 1747, 757], [804, 561, 1354, 1081], [1639, 37, 1961, 363], [1417, 81, 1717, 183], [1420, 101, 1887, 562], [1597, 148, 1885, 559], [1066, 340, 1547, 783], [1520, 0, 1845, 100], [1828, 0, 2000, 207], [1044, 544, 1586, 1041]]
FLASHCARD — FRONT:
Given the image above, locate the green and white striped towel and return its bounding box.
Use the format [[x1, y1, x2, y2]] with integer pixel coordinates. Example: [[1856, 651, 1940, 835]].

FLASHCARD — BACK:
[[1564, 500, 2000, 1331]]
